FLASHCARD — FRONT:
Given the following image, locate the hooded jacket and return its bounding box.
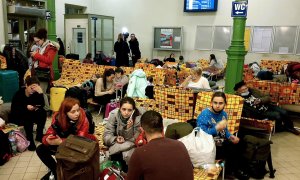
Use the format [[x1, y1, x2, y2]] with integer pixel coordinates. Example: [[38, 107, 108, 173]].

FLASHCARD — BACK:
[[126, 69, 147, 98], [33, 40, 59, 83]]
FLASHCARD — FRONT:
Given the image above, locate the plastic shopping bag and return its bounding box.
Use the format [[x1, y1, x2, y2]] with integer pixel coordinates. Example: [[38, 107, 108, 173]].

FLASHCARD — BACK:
[[178, 128, 216, 167]]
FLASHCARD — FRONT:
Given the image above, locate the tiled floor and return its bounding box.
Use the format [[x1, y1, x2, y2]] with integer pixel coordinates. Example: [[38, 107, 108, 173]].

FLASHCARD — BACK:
[[1, 112, 300, 180]]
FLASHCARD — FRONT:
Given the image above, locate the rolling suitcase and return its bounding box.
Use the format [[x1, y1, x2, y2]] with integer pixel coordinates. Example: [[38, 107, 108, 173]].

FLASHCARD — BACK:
[[0, 70, 19, 102], [50, 87, 67, 112], [104, 89, 122, 119], [55, 135, 99, 180]]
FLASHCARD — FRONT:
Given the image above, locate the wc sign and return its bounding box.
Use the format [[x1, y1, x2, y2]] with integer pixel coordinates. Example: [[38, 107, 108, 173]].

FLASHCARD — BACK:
[[231, 1, 248, 17]]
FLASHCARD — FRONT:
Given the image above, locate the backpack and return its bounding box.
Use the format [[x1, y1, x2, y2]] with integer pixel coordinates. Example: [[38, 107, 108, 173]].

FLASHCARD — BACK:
[[14, 130, 30, 152], [55, 135, 99, 180], [0, 130, 12, 166], [241, 135, 273, 179]]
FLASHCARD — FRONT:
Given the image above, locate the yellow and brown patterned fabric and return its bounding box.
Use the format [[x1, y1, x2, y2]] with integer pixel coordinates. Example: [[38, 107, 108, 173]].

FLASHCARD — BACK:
[[0, 55, 7, 69], [144, 68, 165, 85], [95, 124, 105, 149], [79, 63, 97, 82], [134, 98, 156, 111], [193, 167, 222, 180], [260, 60, 291, 74], [199, 59, 210, 69], [240, 117, 274, 133], [154, 85, 194, 122], [177, 68, 191, 84], [164, 68, 177, 86], [120, 66, 135, 76], [134, 63, 155, 70], [193, 92, 243, 135], [53, 59, 82, 87]]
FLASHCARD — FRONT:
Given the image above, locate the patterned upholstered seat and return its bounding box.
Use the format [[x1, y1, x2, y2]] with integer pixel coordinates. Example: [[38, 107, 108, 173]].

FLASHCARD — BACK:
[[193, 91, 243, 135], [120, 66, 135, 76], [199, 59, 210, 69], [134, 98, 156, 111], [163, 68, 177, 86], [134, 63, 155, 70], [154, 85, 194, 122]]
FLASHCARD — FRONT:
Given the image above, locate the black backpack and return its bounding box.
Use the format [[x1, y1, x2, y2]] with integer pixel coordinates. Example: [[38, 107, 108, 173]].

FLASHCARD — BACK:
[[241, 135, 274, 179], [0, 130, 12, 166]]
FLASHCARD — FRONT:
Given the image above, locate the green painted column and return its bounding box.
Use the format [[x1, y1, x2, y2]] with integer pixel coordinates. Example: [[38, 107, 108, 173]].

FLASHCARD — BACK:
[[47, 0, 59, 80], [225, 1, 248, 94]]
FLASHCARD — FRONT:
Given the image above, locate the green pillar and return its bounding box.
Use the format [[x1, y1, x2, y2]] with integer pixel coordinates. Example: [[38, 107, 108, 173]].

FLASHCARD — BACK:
[[47, 0, 59, 80], [225, 1, 248, 94]]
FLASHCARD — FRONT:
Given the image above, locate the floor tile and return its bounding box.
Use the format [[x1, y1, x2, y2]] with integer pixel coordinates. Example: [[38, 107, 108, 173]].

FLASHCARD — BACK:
[[14, 161, 29, 168], [26, 166, 40, 173], [0, 168, 14, 175], [23, 172, 38, 180], [0, 175, 10, 180], [38, 171, 48, 179], [17, 157, 31, 162], [8, 173, 24, 180], [12, 167, 26, 174]]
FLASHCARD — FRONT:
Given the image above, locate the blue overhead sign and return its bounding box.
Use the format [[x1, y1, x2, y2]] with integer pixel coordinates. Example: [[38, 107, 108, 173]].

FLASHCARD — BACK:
[[231, 1, 248, 17]]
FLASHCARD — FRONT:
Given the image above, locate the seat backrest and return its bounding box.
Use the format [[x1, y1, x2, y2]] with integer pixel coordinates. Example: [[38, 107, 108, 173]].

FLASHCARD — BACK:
[[193, 91, 244, 135], [154, 85, 194, 122], [134, 98, 156, 111]]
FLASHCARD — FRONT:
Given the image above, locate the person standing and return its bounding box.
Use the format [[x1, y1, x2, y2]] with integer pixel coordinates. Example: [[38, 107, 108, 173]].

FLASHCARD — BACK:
[[127, 110, 193, 180], [129, 33, 141, 67], [30, 28, 59, 93], [114, 33, 130, 67]]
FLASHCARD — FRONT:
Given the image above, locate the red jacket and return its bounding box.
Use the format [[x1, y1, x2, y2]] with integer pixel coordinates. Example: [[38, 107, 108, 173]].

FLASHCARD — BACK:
[[42, 108, 90, 145], [33, 41, 59, 83]]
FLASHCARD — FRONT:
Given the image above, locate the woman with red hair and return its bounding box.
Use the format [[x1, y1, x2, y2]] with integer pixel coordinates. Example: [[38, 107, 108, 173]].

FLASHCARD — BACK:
[[36, 97, 95, 179]]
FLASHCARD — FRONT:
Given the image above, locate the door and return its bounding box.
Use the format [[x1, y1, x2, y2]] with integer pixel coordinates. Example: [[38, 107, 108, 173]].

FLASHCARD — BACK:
[[72, 28, 86, 60]]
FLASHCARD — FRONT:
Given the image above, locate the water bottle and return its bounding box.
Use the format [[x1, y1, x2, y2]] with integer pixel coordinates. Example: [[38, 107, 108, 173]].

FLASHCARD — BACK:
[[8, 131, 17, 154], [49, 172, 55, 180]]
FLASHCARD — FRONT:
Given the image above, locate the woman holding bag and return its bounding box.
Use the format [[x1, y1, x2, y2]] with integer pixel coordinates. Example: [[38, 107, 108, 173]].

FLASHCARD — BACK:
[[197, 92, 247, 179], [30, 28, 59, 92]]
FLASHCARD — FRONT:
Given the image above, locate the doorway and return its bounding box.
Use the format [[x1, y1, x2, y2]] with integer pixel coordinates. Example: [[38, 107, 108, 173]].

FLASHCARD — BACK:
[[72, 28, 86, 60]]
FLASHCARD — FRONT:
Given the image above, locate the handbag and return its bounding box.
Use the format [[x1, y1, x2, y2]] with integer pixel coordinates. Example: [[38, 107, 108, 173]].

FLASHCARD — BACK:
[[14, 130, 30, 152], [34, 67, 50, 81], [178, 128, 216, 167]]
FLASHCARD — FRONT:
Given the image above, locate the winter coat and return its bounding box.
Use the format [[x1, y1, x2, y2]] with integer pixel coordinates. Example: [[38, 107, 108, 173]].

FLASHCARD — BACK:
[[103, 108, 144, 157], [129, 39, 141, 58], [32, 40, 59, 83], [126, 69, 147, 98], [114, 40, 130, 67], [42, 108, 90, 146]]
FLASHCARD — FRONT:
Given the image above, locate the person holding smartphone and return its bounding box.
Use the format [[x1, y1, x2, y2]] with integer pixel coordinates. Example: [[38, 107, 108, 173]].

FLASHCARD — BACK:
[[36, 97, 95, 180], [10, 76, 47, 151], [103, 97, 145, 172]]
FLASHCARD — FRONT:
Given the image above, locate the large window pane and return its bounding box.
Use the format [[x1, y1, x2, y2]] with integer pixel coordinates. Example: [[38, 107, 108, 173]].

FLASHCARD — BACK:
[[103, 19, 113, 39]]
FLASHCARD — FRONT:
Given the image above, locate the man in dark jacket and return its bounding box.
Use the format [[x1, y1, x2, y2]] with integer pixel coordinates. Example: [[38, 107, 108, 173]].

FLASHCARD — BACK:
[[234, 80, 300, 135], [129, 33, 141, 67]]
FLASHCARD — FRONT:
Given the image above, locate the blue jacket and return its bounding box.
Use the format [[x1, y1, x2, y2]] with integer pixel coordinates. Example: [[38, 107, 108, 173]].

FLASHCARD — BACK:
[[197, 108, 232, 139]]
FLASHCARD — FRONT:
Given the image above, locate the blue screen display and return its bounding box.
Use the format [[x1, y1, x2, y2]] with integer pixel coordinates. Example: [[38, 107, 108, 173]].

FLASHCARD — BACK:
[[184, 0, 218, 12]]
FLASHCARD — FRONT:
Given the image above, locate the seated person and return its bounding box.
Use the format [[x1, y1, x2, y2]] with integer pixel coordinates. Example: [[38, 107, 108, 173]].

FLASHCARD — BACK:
[[93, 68, 116, 108], [164, 53, 176, 62], [127, 110, 193, 180], [256, 70, 274, 80], [10, 76, 47, 151], [114, 67, 129, 97], [234, 80, 300, 135], [103, 97, 144, 172], [145, 76, 154, 99], [209, 54, 224, 69], [197, 92, 241, 178], [178, 55, 184, 65], [82, 53, 93, 64], [180, 67, 211, 90], [36, 97, 95, 179]]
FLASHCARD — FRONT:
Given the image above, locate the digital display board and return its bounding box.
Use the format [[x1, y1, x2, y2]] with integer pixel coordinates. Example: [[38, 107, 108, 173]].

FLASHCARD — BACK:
[[184, 0, 218, 12]]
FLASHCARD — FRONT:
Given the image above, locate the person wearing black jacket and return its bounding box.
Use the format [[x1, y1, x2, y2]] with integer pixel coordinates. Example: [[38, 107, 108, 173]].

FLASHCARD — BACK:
[[129, 33, 141, 67], [114, 33, 130, 67], [10, 76, 47, 150]]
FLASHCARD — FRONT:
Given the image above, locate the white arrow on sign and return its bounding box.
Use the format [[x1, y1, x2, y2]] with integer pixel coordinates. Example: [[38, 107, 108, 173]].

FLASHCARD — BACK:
[[235, 11, 244, 14]]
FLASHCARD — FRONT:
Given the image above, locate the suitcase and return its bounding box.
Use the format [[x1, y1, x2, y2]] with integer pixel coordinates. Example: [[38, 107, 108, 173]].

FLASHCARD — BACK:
[[104, 89, 122, 119], [55, 135, 99, 180], [0, 70, 19, 102], [50, 87, 67, 112]]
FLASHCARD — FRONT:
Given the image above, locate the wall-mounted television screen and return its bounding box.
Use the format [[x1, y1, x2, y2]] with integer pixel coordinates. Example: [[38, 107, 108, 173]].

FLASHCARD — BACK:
[[184, 0, 218, 12]]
